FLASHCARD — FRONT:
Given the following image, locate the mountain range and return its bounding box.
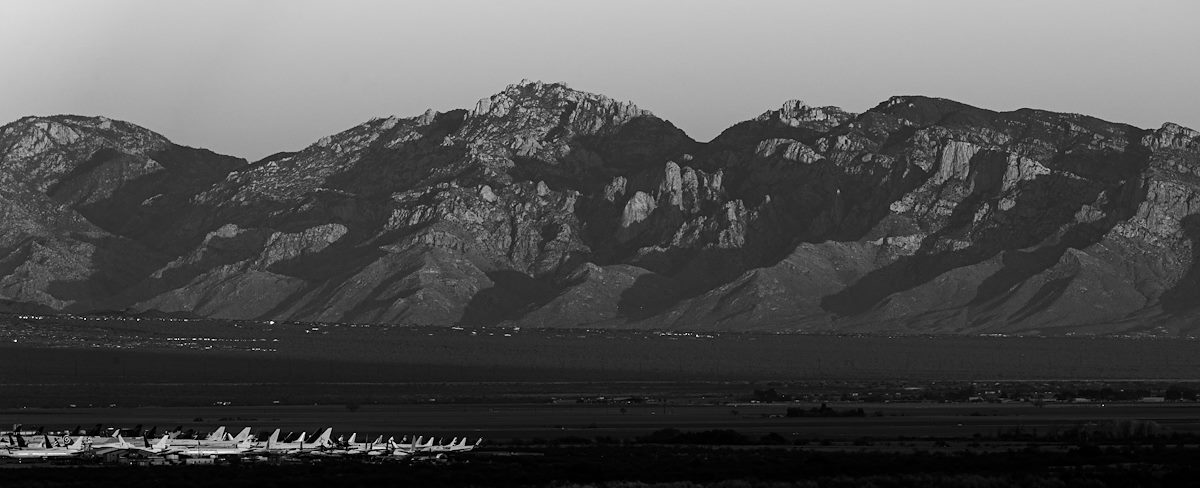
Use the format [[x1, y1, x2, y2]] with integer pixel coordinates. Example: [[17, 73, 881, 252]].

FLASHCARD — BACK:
[[2, 80, 1199, 335]]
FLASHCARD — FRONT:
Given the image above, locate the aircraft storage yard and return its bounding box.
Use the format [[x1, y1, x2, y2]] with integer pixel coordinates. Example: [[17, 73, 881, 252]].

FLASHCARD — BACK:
[[0, 424, 481, 465]]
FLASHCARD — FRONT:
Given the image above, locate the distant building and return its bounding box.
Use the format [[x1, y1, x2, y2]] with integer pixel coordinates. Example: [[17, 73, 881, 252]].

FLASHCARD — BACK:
[[92, 447, 124, 463], [92, 448, 167, 466]]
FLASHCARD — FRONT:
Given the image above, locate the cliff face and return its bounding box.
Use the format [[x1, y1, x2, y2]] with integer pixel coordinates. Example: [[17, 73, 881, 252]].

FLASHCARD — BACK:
[[3, 81, 1199, 336]]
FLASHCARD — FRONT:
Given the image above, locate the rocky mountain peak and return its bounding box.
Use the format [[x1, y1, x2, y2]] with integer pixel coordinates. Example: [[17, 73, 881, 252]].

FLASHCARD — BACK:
[[756, 100, 853, 132], [1, 115, 170, 158], [0, 115, 175, 194], [470, 79, 651, 123], [456, 81, 658, 154], [1144, 122, 1200, 152], [868, 95, 998, 128]]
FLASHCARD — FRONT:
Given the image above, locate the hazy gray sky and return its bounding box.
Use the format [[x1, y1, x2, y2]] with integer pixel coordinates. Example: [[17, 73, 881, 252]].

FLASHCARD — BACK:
[[3, 0, 1198, 160]]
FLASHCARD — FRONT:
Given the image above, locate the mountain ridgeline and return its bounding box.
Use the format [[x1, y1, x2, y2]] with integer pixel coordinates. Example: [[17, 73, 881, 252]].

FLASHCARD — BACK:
[[2, 81, 1199, 335]]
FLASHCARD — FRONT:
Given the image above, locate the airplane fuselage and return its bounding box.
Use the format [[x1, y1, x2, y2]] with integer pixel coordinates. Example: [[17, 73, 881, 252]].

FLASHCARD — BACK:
[[168, 447, 248, 456]]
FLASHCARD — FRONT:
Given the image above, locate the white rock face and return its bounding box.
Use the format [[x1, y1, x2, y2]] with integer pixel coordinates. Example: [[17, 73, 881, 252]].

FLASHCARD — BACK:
[[1001, 154, 1051, 193], [933, 140, 980, 185], [1131, 180, 1200, 237], [717, 200, 748, 248], [658, 161, 683, 208], [621, 191, 657, 228], [458, 80, 653, 156], [680, 167, 701, 212], [1143, 122, 1200, 152], [755, 138, 822, 164], [416, 109, 438, 126], [206, 223, 242, 242], [757, 100, 851, 130], [254, 223, 348, 269], [377, 116, 400, 131], [782, 142, 821, 163], [480, 184, 497, 203], [755, 138, 791, 158], [603, 176, 627, 202]]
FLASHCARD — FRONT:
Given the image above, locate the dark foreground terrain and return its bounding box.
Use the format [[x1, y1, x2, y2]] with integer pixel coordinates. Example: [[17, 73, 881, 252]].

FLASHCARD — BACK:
[[4, 316, 1200, 407], [4, 318, 1200, 485], [5, 402, 1200, 444], [3, 445, 1200, 488]]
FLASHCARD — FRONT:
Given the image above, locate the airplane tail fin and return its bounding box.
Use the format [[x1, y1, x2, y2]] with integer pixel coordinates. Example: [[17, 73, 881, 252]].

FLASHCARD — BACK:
[[315, 428, 333, 447], [267, 429, 280, 448], [14, 433, 26, 448], [232, 427, 252, 442], [68, 435, 86, 451], [151, 435, 170, 452], [346, 433, 356, 445], [206, 426, 226, 442]]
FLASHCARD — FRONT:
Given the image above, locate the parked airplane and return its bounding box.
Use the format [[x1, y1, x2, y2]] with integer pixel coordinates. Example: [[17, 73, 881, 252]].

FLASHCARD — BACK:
[[369, 435, 433, 458], [168, 440, 253, 457], [90, 427, 159, 449], [0, 435, 89, 458], [90, 432, 142, 449], [143, 435, 251, 456], [430, 437, 483, 453], [254, 428, 334, 454], [2, 432, 75, 449], [165, 427, 253, 449], [390, 436, 436, 453], [318, 433, 398, 457]]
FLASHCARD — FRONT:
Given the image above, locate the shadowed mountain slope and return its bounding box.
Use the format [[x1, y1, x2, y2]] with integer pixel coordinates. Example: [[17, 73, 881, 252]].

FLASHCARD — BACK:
[[2, 81, 1198, 336]]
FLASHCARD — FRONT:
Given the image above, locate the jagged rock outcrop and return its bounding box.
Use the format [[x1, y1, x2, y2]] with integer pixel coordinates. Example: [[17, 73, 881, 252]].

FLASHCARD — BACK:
[[2, 81, 1200, 336]]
